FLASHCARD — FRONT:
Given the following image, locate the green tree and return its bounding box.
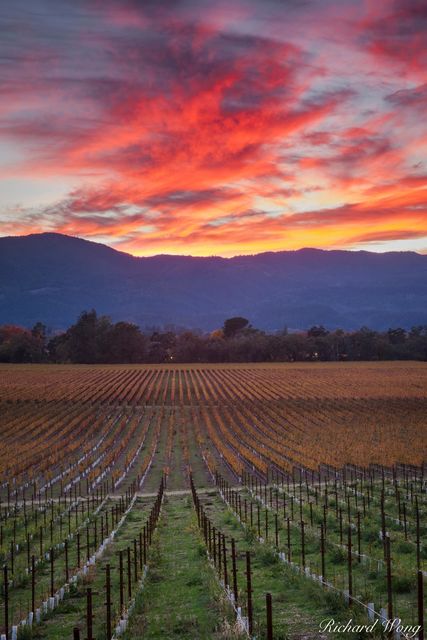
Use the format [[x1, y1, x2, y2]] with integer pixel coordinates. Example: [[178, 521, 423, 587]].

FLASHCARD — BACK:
[[223, 317, 250, 338], [108, 322, 146, 363], [65, 310, 112, 363]]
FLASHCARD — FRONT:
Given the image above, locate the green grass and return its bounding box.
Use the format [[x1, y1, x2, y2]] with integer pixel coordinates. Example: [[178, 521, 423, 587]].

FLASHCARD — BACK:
[[201, 492, 385, 639], [122, 495, 239, 640], [20, 497, 153, 639], [0, 496, 108, 629]]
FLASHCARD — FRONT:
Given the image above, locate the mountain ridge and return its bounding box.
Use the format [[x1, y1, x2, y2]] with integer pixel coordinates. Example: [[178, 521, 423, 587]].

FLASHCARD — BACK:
[[1, 232, 426, 331], [3, 231, 425, 259]]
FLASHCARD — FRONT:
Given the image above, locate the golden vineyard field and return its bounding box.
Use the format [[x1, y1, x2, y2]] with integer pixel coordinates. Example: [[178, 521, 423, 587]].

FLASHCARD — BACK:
[[0, 361, 426, 494], [0, 361, 426, 640]]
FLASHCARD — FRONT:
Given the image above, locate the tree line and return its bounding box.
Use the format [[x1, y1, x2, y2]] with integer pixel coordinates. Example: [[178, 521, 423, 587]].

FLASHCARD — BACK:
[[0, 310, 427, 363]]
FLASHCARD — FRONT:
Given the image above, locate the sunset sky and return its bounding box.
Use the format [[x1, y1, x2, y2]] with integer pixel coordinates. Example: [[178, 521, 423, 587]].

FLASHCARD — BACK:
[[1, 0, 426, 256]]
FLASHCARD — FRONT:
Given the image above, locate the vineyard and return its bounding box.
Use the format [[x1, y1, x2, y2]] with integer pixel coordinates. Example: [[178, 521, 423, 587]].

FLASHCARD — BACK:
[[0, 362, 425, 639]]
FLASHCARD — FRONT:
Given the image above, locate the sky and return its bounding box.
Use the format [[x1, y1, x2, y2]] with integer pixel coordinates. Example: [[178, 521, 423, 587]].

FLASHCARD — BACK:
[[0, 0, 426, 257]]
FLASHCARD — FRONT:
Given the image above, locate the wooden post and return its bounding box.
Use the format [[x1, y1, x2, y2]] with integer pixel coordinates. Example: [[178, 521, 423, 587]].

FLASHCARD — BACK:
[[65, 539, 69, 583], [27, 532, 30, 570], [139, 531, 143, 571], [77, 531, 81, 568], [246, 551, 253, 635], [86, 587, 93, 640], [50, 547, 55, 597], [231, 538, 238, 605], [320, 524, 326, 584], [10, 541, 14, 575], [86, 525, 90, 562], [119, 550, 124, 615], [385, 534, 393, 623], [105, 564, 112, 639], [347, 526, 352, 605], [301, 521, 305, 568], [31, 554, 36, 613], [403, 502, 408, 540], [357, 511, 361, 562], [127, 546, 132, 598], [3, 564, 8, 640], [418, 570, 424, 640], [217, 530, 222, 575], [222, 534, 228, 588], [415, 497, 421, 571], [274, 513, 279, 549], [133, 538, 138, 582], [380, 493, 386, 559], [266, 592, 273, 640]]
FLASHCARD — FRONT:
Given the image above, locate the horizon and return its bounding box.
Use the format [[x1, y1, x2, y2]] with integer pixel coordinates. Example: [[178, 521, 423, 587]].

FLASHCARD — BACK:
[[1, 1, 427, 257], [2, 231, 427, 259]]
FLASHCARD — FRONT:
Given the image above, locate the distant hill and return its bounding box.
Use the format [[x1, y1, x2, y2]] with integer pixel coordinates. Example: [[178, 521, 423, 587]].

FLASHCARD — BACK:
[[0, 233, 426, 331]]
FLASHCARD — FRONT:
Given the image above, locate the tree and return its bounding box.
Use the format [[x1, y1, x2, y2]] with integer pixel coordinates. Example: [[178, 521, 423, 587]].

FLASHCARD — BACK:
[[2, 312, 427, 363], [31, 322, 47, 341], [349, 327, 383, 360], [387, 327, 406, 345], [63, 310, 112, 363], [174, 331, 203, 362], [409, 325, 427, 338], [47, 333, 70, 363], [223, 317, 250, 338], [147, 331, 176, 363], [108, 322, 146, 363], [307, 325, 329, 338], [0, 325, 44, 362]]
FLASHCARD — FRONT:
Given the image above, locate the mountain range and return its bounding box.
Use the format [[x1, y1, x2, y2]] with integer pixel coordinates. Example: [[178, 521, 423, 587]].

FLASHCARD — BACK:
[[0, 233, 426, 332]]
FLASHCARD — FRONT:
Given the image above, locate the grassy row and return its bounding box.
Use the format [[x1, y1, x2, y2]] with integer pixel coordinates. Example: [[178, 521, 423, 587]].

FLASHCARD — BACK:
[[240, 481, 424, 624], [123, 494, 237, 640], [2, 496, 154, 639], [199, 489, 387, 639]]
